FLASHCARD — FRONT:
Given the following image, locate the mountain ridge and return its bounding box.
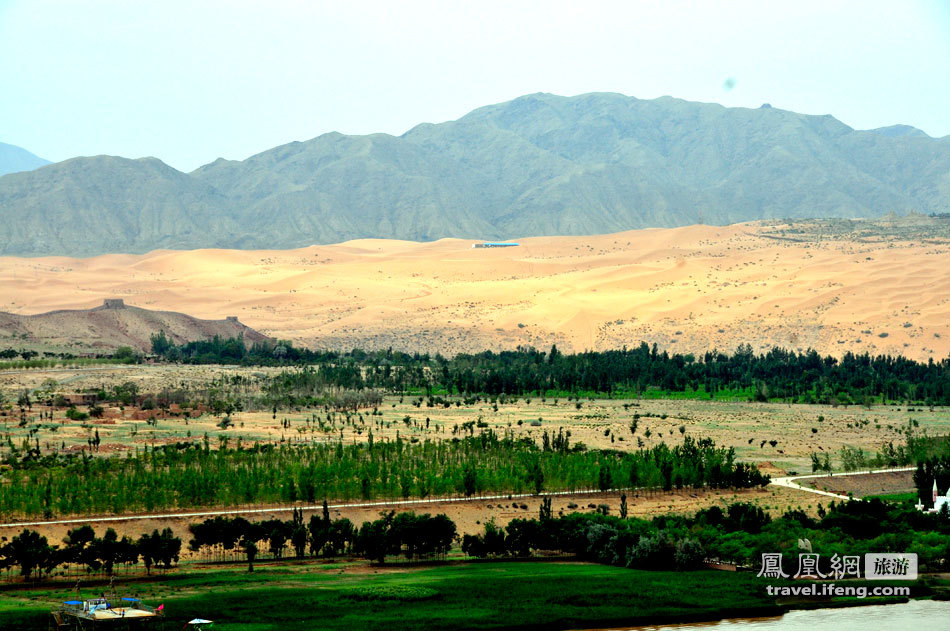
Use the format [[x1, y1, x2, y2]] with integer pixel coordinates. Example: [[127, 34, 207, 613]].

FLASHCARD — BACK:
[[2, 92, 948, 256], [0, 141, 50, 176]]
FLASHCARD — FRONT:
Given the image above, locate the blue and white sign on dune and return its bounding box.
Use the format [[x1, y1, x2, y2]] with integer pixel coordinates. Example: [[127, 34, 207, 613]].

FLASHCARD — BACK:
[[472, 242, 520, 248]]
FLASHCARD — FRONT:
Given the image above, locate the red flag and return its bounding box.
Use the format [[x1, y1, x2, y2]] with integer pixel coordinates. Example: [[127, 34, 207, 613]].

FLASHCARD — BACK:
[[157, 604, 164, 612]]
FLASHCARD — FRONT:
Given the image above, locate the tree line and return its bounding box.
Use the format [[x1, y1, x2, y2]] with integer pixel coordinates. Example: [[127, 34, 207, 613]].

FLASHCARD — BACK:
[[461, 496, 950, 573], [0, 526, 181, 580], [151, 335, 950, 405], [96, 497, 950, 578], [187, 505, 356, 570], [8, 495, 946, 582], [187, 504, 456, 570]]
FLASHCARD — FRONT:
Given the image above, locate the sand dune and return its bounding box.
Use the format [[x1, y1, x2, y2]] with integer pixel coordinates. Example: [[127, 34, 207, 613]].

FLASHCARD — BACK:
[[1, 221, 948, 359]]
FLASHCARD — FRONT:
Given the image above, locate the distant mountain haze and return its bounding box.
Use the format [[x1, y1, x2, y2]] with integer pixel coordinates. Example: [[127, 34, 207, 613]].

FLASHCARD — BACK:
[[0, 142, 50, 176], [2, 93, 948, 256]]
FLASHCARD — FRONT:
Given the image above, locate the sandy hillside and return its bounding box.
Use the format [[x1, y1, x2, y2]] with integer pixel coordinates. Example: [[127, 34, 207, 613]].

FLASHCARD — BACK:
[[0, 299, 270, 352], [0, 219, 948, 359]]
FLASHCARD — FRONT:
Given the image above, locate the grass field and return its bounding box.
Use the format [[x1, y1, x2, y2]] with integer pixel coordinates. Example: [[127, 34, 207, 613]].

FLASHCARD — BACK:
[[0, 559, 928, 631], [865, 492, 918, 503]]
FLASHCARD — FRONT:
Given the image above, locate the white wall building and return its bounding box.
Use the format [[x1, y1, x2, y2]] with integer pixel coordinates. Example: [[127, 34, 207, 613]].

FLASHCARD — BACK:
[[918, 480, 950, 514]]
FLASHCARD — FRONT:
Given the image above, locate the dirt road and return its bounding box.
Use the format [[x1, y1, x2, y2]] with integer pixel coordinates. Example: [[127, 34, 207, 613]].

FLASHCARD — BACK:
[[770, 467, 916, 501]]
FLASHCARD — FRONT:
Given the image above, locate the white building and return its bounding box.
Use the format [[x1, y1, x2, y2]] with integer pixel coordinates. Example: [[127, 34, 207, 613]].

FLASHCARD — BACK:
[[917, 480, 950, 514], [934, 480, 950, 514]]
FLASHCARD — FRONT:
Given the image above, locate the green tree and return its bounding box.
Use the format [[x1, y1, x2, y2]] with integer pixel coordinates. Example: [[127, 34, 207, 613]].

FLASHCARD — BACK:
[[243, 540, 257, 572], [8, 529, 54, 578], [114, 346, 137, 361], [93, 528, 120, 575], [462, 464, 477, 496]]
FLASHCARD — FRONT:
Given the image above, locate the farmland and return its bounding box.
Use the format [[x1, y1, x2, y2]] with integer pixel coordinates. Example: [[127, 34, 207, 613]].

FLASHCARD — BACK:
[[2, 362, 948, 477]]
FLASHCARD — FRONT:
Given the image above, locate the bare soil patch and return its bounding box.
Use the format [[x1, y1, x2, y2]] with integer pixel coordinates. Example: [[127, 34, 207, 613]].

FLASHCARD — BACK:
[[801, 471, 916, 498]]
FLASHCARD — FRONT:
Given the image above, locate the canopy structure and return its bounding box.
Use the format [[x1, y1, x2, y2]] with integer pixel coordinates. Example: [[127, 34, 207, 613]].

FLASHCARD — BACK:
[[51, 596, 164, 630], [186, 620, 213, 626]]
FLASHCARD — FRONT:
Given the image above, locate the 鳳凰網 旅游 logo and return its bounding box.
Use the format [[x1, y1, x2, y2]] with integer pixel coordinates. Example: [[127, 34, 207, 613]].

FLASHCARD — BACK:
[[756, 551, 916, 599], [756, 552, 917, 580]]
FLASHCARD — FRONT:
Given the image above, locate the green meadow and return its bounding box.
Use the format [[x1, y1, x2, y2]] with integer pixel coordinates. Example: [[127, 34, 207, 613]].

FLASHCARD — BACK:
[[0, 562, 781, 630], [1, 560, 934, 631]]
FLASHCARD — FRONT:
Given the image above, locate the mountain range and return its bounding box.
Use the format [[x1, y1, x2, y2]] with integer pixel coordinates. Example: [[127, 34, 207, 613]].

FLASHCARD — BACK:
[[0, 142, 49, 177], [1, 92, 948, 256]]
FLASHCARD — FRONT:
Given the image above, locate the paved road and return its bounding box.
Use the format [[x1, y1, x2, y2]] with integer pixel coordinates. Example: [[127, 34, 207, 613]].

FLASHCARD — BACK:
[[0, 487, 620, 529], [770, 466, 916, 501]]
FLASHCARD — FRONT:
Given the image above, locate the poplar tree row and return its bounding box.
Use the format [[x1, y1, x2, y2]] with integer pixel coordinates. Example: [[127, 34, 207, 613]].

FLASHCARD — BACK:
[[0, 435, 767, 518]]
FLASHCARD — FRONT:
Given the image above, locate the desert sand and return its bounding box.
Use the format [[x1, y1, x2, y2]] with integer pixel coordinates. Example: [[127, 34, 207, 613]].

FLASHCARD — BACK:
[[1, 220, 948, 359]]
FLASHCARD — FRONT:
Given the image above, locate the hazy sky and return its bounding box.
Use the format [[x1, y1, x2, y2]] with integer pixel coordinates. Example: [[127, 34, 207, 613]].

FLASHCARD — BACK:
[[2, 0, 948, 172]]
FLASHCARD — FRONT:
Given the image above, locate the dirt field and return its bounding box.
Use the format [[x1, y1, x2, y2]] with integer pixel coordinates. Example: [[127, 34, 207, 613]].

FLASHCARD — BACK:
[[1, 219, 948, 360], [802, 470, 917, 497]]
